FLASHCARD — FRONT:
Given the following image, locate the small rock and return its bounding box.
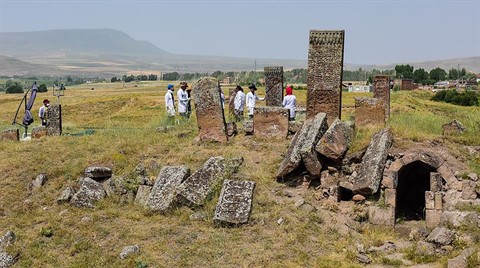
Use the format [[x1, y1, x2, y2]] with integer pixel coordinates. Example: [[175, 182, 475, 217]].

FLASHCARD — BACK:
[[81, 216, 92, 223], [415, 241, 435, 256], [57, 187, 75, 204], [189, 212, 207, 221], [356, 253, 371, 264], [0, 231, 16, 249], [119, 245, 140, 260], [277, 218, 285, 225], [409, 227, 430, 241], [0, 252, 18, 268], [467, 173, 478, 181], [59, 209, 69, 217], [29, 173, 48, 190], [84, 166, 112, 181], [294, 199, 305, 208], [356, 243, 365, 254], [367, 241, 396, 253], [352, 194, 365, 202], [426, 227, 455, 246]]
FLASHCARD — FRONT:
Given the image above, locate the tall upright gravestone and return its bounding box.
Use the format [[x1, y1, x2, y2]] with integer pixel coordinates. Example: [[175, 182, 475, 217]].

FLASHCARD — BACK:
[[264, 66, 284, 106], [306, 30, 345, 125], [192, 77, 228, 143], [373, 75, 390, 121], [46, 104, 62, 136]]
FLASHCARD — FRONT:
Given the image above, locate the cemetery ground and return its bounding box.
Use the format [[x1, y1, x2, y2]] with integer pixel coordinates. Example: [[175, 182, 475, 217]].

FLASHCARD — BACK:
[[1, 80, 480, 267]]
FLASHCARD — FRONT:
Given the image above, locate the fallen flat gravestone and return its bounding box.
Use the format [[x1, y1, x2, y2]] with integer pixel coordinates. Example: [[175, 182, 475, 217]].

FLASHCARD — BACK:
[[214, 179, 256, 226], [145, 165, 190, 212], [176, 157, 243, 206]]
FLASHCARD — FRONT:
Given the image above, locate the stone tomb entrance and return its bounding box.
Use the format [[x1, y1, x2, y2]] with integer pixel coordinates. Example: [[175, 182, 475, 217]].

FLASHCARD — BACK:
[[396, 160, 436, 220]]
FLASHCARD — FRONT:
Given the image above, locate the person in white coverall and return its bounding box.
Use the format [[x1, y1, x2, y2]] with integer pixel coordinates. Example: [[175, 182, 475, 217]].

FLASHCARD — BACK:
[[282, 86, 296, 121], [177, 82, 190, 119], [246, 83, 264, 119], [164, 84, 175, 125], [233, 85, 246, 121]]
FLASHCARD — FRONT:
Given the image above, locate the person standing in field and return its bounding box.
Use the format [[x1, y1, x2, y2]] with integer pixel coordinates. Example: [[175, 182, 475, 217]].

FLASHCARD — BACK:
[[39, 99, 50, 126], [282, 86, 296, 121], [164, 84, 175, 125], [177, 82, 190, 119], [233, 85, 246, 121], [246, 83, 264, 119]]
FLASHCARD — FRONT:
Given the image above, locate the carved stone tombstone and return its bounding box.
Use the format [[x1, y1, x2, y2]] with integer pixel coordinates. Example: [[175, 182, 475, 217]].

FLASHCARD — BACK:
[[192, 77, 227, 143], [213, 179, 256, 226], [306, 30, 345, 124], [354, 97, 385, 127], [373, 75, 390, 121], [253, 106, 289, 139], [228, 87, 237, 117], [46, 104, 62, 136], [264, 66, 284, 106]]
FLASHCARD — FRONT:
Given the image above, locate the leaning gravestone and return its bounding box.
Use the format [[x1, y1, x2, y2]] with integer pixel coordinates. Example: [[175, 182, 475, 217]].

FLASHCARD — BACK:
[[192, 77, 227, 143], [176, 157, 243, 206], [351, 128, 393, 195], [46, 104, 62, 136], [306, 30, 345, 124], [315, 119, 354, 161], [264, 66, 284, 106], [253, 106, 289, 139], [213, 179, 256, 225], [145, 165, 190, 212], [373, 75, 390, 121]]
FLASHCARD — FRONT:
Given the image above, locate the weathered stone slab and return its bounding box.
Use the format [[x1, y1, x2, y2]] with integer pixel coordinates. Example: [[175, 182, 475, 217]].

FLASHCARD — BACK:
[[31, 127, 47, 139], [430, 172, 443, 192], [145, 165, 190, 212], [253, 106, 289, 139], [134, 185, 152, 206], [425, 191, 435, 210], [0, 251, 17, 268], [264, 66, 284, 106], [426, 227, 455, 245], [0, 129, 19, 141], [0, 231, 15, 250], [57, 186, 75, 204], [315, 118, 353, 161], [46, 104, 62, 136], [435, 193, 443, 210], [447, 248, 475, 268], [373, 75, 390, 121], [192, 77, 227, 143], [354, 97, 385, 127], [213, 179, 256, 225], [306, 30, 344, 125], [461, 180, 477, 200], [351, 128, 393, 195], [70, 177, 106, 208], [426, 209, 442, 229], [84, 166, 112, 181], [368, 205, 395, 226], [276, 113, 327, 180], [176, 157, 243, 206], [381, 170, 398, 189], [385, 189, 396, 207], [288, 121, 303, 134]]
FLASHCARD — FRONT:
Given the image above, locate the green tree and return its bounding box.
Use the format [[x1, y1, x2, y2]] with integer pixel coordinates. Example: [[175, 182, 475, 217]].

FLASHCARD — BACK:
[[429, 67, 447, 82], [448, 68, 458, 80], [413, 68, 429, 84], [38, 83, 48, 92], [395, 64, 414, 79], [111, 77, 118, 83], [5, 84, 24, 94]]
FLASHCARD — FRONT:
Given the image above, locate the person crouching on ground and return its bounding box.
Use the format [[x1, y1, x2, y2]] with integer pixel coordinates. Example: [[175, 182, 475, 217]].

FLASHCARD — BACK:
[[177, 82, 190, 119], [233, 85, 246, 121], [283, 86, 296, 121], [164, 84, 175, 125], [39, 99, 50, 126], [246, 83, 264, 119]]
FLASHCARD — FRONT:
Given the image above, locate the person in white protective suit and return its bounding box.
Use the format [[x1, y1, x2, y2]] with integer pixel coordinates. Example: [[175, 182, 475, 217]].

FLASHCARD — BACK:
[[246, 83, 264, 119]]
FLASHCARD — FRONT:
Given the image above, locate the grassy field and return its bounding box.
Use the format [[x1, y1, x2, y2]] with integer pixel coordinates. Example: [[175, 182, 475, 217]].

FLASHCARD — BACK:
[[0, 81, 479, 267]]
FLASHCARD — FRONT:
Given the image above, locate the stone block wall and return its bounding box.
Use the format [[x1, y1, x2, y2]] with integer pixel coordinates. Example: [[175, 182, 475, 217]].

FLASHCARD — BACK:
[[264, 66, 284, 107], [306, 30, 344, 124]]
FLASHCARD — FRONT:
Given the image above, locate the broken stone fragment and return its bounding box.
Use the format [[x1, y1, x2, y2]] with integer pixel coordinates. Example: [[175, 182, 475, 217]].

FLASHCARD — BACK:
[[119, 245, 140, 260], [426, 227, 455, 246], [442, 119, 466, 135], [315, 119, 354, 161], [243, 120, 254, 135], [0, 231, 16, 250], [0, 252, 18, 268], [351, 128, 393, 195], [134, 185, 152, 206], [84, 166, 112, 181], [213, 179, 255, 226], [70, 177, 106, 208], [176, 157, 243, 206], [145, 165, 190, 213], [56, 186, 76, 204], [226, 122, 238, 137], [29, 173, 48, 191], [415, 241, 435, 256]]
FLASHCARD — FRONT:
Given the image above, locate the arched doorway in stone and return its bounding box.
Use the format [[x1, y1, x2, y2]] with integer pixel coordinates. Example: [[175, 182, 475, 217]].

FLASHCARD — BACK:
[[396, 160, 436, 220]]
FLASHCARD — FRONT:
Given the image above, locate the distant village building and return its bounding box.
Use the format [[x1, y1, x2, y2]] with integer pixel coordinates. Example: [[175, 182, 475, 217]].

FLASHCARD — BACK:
[[347, 84, 372, 92], [221, 77, 235, 85]]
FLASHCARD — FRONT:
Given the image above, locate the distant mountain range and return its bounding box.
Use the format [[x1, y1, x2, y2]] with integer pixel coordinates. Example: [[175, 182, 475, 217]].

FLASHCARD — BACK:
[[0, 29, 479, 77]]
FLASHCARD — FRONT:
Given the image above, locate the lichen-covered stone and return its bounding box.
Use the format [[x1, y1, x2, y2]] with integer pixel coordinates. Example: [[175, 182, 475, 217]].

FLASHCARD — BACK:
[[84, 166, 112, 181], [315, 118, 353, 161], [0, 252, 17, 268], [134, 185, 152, 206], [57, 186, 75, 204], [288, 121, 303, 135], [264, 66, 284, 106], [119, 245, 140, 260], [145, 166, 190, 212], [46, 104, 62, 136], [351, 128, 393, 195], [0, 231, 15, 250], [253, 106, 289, 139], [70, 177, 106, 208], [306, 30, 344, 125], [192, 77, 227, 143], [426, 227, 455, 246], [213, 179, 256, 225], [176, 157, 243, 206], [29, 173, 48, 190]]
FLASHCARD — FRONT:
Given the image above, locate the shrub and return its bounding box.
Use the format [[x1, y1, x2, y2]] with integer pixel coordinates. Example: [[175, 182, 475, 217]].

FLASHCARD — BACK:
[[38, 84, 48, 92], [431, 90, 478, 106], [5, 84, 24, 94]]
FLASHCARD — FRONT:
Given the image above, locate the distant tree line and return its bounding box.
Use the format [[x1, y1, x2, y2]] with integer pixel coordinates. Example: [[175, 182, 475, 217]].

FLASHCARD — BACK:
[[431, 89, 478, 106], [395, 64, 476, 85], [111, 74, 158, 83]]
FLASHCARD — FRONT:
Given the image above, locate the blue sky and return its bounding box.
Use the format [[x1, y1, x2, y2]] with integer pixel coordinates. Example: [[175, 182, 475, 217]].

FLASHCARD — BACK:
[[1, 0, 479, 65]]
